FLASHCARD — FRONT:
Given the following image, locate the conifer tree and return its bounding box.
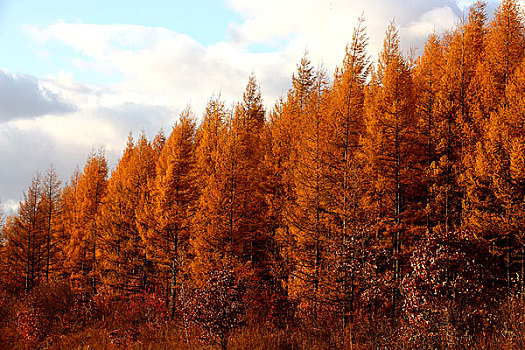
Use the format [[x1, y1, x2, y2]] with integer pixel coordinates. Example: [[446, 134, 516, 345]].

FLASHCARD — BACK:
[[463, 60, 525, 291], [192, 98, 228, 280], [462, 0, 525, 290], [483, 0, 524, 108], [287, 66, 330, 324], [145, 108, 198, 318], [65, 150, 108, 294], [325, 17, 370, 328], [41, 165, 62, 282], [361, 22, 422, 319], [414, 34, 445, 234], [233, 74, 271, 278], [432, 3, 487, 235], [99, 132, 157, 294], [192, 76, 271, 319], [268, 55, 316, 300], [4, 174, 45, 292]]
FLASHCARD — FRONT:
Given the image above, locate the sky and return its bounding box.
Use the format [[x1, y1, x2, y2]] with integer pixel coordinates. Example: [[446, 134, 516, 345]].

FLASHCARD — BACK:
[[0, 0, 504, 213]]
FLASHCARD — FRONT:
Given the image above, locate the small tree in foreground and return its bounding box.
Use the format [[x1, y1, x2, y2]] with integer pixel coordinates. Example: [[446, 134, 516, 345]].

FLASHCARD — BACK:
[[183, 265, 246, 350], [401, 232, 506, 347]]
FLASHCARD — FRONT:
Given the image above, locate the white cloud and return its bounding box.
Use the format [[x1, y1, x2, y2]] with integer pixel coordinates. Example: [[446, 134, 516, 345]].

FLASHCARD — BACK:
[[29, 1, 481, 115], [0, 70, 74, 121], [31, 22, 293, 114], [225, 0, 466, 65], [402, 6, 459, 47]]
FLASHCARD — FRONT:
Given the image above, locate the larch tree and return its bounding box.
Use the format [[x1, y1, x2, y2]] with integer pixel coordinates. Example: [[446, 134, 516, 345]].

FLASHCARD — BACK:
[[266, 98, 297, 298], [232, 74, 271, 281], [191, 97, 228, 281], [286, 64, 331, 325], [65, 150, 108, 294], [413, 34, 445, 234], [268, 55, 316, 302], [136, 129, 166, 285], [4, 174, 44, 293], [325, 17, 370, 328], [481, 0, 524, 110], [461, 0, 525, 290], [195, 97, 226, 185], [463, 66, 525, 292], [59, 169, 81, 282], [98, 136, 135, 293], [145, 108, 198, 318], [40, 165, 62, 282], [99, 132, 156, 294], [192, 75, 271, 319], [432, 3, 488, 236], [361, 22, 422, 320]]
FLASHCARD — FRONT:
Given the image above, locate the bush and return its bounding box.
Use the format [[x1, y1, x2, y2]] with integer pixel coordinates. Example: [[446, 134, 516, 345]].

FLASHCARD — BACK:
[[401, 233, 506, 348], [182, 265, 246, 350], [16, 281, 86, 344], [91, 288, 168, 347]]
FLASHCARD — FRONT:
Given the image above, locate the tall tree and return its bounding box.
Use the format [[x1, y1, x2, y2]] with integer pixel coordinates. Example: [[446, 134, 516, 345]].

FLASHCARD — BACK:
[[413, 34, 445, 234], [192, 75, 271, 318], [425, 9, 484, 242], [325, 17, 370, 328], [462, 0, 525, 290], [482, 0, 524, 109], [361, 22, 422, 320], [4, 174, 44, 292], [99, 132, 156, 294], [268, 55, 316, 301], [192, 98, 228, 280], [286, 64, 331, 325], [65, 150, 108, 294], [41, 165, 62, 282], [145, 109, 198, 318]]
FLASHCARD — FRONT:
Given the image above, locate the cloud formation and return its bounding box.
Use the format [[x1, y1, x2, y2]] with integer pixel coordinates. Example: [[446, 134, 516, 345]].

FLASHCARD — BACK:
[[226, 0, 464, 62], [29, 0, 488, 113], [32, 22, 290, 111], [0, 70, 74, 121]]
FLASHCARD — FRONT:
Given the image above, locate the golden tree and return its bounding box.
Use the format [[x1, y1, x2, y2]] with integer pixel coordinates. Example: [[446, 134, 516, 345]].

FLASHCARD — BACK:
[[413, 34, 445, 234], [361, 22, 422, 319], [461, 0, 525, 290], [65, 150, 108, 294], [98, 132, 157, 294], [192, 76, 272, 320], [3, 174, 45, 292], [40, 165, 62, 282], [325, 17, 370, 327], [286, 65, 331, 324], [145, 109, 198, 317]]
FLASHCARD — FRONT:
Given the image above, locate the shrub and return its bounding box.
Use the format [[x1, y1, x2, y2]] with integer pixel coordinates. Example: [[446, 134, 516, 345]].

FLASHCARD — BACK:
[[401, 232, 506, 348], [182, 265, 246, 350], [16, 281, 86, 343], [91, 288, 168, 347]]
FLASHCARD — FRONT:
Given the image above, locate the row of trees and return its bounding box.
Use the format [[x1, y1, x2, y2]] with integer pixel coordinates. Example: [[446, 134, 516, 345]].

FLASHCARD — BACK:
[[1, 0, 525, 346]]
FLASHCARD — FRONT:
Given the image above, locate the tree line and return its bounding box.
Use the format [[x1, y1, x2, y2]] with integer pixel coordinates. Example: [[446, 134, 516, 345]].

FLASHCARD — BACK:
[[1, 0, 525, 347]]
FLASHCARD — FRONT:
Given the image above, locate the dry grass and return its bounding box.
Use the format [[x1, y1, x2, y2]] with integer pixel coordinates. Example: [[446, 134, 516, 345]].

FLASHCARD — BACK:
[[3, 295, 525, 349]]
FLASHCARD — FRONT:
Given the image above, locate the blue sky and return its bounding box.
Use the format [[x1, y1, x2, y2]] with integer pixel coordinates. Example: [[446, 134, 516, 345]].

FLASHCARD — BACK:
[[0, 0, 501, 213], [0, 0, 242, 82]]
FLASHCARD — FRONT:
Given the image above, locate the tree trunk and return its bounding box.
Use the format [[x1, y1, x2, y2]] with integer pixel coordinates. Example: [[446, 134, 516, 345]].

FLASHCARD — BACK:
[[46, 203, 52, 282], [169, 232, 179, 319]]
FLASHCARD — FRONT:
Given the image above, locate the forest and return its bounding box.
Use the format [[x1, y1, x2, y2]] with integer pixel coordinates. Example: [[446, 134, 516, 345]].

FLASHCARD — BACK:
[[1, 0, 525, 349]]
